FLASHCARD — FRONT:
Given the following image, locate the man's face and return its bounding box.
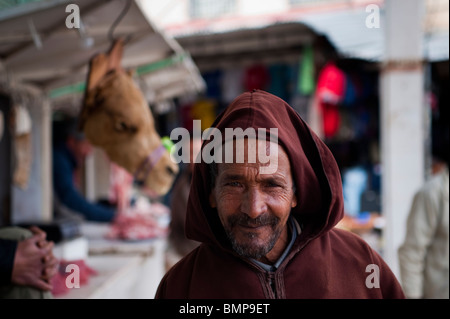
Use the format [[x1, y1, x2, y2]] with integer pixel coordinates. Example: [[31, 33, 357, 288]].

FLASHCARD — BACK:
[[209, 139, 297, 259], [68, 136, 93, 160]]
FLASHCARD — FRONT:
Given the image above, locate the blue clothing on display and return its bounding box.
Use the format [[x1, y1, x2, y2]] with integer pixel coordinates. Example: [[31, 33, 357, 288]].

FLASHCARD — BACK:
[[342, 165, 368, 217]]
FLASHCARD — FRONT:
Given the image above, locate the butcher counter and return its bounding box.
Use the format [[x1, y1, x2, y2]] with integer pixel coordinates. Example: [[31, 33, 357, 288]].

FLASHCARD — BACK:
[[53, 221, 167, 299]]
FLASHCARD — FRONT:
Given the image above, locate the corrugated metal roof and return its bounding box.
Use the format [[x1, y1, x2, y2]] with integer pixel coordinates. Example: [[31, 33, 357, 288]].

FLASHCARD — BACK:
[[300, 6, 448, 62], [172, 2, 448, 64], [300, 8, 385, 61], [0, 0, 205, 110]]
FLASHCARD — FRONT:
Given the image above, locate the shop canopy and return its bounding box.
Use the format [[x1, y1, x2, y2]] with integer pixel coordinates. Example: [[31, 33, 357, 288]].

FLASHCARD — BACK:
[[170, 1, 448, 70], [0, 0, 206, 111], [298, 4, 449, 63]]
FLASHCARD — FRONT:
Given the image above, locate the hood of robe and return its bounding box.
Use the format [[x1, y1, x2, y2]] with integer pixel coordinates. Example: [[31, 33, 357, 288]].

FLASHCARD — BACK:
[[185, 90, 344, 250]]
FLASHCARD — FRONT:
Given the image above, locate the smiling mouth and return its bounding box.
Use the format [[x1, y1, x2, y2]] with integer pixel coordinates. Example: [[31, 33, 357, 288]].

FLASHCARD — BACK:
[[238, 223, 270, 230]]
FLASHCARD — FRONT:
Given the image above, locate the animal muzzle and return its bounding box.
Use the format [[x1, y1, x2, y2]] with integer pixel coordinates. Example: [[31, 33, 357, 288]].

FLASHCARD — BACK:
[[133, 143, 177, 189]]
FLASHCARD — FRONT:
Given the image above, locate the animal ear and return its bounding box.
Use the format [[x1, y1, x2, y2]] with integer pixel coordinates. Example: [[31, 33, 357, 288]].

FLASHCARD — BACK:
[[126, 68, 135, 78], [86, 38, 125, 91], [107, 38, 124, 73], [86, 53, 108, 92]]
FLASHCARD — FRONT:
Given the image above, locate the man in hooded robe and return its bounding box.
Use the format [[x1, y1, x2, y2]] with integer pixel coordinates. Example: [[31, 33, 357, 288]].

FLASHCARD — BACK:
[[155, 90, 405, 299]]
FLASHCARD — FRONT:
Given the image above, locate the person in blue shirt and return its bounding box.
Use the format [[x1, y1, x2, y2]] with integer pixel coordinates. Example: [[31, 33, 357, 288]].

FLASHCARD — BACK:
[[52, 117, 116, 222]]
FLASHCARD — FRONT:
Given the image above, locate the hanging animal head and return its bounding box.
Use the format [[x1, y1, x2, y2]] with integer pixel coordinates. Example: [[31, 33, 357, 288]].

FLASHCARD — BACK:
[[79, 39, 179, 196]]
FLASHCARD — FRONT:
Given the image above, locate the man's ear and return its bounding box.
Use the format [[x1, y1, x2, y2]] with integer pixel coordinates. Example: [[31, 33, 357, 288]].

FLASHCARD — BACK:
[[209, 189, 217, 208], [291, 192, 297, 208]]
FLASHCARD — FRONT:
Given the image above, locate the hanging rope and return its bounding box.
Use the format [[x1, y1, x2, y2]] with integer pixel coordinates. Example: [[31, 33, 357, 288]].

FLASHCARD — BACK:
[[107, 0, 133, 44]]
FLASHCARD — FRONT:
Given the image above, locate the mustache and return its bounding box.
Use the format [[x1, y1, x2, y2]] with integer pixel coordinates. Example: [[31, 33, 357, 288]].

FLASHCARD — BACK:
[[227, 213, 279, 228]]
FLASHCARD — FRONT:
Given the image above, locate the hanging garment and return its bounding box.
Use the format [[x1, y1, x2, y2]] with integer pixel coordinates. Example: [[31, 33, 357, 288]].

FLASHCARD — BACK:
[[11, 104, 32, 189], [244, 64, 270, 91], [315, 62, 347, 139], [221, 67, 244, 104], [297, 45, 315, 95]]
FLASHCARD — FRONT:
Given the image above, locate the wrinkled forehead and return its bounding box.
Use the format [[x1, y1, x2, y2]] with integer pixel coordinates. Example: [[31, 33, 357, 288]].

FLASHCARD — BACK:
[[218, 138, 289, 175], [221, 137, 273, 159]]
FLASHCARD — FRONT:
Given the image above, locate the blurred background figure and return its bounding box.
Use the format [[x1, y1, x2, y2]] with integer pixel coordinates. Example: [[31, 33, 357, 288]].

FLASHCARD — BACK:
[[165, 135, 202, 270], [52, 116, 116, 222], [398, 142, 449, 299]]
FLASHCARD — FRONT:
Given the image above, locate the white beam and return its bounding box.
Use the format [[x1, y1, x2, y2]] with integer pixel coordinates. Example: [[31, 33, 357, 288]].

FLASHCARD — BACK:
[[380, 0, 426, 279]]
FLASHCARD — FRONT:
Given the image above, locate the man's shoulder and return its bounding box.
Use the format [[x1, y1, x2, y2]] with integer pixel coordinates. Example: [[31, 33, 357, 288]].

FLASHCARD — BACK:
[[156, 245, 205, 298], [164, 245, 203, 279], [320, 227, 396, 278], [421, 169, 448, 195], [327, 227, 380, 256], [329, 226, 368, 242]]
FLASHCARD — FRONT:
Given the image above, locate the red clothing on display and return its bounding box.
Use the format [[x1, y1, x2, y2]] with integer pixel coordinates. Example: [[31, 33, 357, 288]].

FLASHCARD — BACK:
[[316, 62, 347, 139]]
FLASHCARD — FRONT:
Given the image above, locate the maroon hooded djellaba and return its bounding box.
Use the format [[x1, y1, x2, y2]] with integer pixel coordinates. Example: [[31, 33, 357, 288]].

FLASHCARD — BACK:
[[156, 90, 405, 299]]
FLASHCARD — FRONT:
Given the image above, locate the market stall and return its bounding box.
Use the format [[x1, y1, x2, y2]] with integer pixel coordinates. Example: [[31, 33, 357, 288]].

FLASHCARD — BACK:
[[0, 0, 205, 224], [0, 0, 205, 298]]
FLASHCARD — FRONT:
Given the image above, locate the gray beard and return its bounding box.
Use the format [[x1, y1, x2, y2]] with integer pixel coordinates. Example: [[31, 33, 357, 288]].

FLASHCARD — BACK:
[[225, 224, 283, 260]]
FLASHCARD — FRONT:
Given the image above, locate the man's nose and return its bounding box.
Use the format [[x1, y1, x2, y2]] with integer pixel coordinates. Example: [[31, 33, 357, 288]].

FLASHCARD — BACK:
[[241, 187, 267, 219]]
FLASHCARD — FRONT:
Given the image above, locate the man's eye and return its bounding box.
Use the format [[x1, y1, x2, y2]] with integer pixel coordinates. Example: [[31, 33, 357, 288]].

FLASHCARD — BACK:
[[266, 182, 280, 188], [226, 182, 241, 187]]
